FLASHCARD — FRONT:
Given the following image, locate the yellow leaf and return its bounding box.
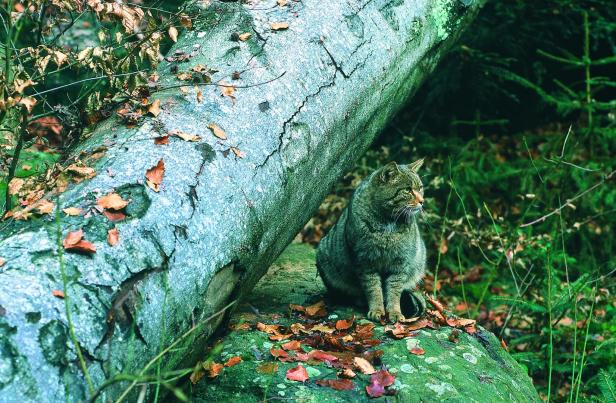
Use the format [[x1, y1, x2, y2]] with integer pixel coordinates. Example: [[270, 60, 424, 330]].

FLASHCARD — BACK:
[[208, 124, 227, 140], [271, 22, 289, 30], [63, 207, 82, 216], [170, 130, 201, 142], [219, 81, 236, 100], [238, 32, 251, 41], [169, 26, 178, 42]]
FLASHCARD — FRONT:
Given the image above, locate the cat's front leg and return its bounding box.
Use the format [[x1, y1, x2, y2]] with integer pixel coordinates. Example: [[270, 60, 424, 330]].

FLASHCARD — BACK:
[[359, 272, 385, 321], [385, 273, 407, 322]]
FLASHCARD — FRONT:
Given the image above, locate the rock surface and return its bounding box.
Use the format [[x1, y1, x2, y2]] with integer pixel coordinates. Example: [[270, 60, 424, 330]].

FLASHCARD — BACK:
[[0, 0, 484, 401], [190, 244, 540, 402]]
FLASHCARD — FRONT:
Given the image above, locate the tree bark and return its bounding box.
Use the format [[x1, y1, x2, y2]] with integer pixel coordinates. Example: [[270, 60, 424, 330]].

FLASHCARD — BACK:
[[0, 0, 483, 401]]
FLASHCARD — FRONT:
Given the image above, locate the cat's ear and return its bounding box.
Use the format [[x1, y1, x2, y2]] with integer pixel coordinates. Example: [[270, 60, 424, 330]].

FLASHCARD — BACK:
[[379, 161, 400, 182], [408, 158, 424, 172]]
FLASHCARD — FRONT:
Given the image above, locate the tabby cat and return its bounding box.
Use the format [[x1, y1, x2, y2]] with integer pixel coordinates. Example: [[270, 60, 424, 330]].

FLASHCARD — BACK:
[[316, 160, 427, 322]]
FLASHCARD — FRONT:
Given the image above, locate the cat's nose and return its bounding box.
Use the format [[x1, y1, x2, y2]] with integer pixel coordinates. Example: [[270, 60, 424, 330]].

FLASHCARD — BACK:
[[412, 190, 424, 204]]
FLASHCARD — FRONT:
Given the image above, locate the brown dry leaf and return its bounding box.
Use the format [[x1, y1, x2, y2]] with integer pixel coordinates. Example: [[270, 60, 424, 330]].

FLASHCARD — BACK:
[[238, 32, 251, 41], [256, 322, 280, 334], [148, 99, 161, 117], [177, 72, 193, 81], [316, 379, 354, 391], [426, 294, 445, 313], [14, 78, 36, 94], [107, 228, 119, 246], [63, 230, 97, 254], [271, 22, 289, 30], [208, 123, 227, 140], [154, 135, 169, 145], [0, 258, 6, 267], [281, 340, 302, 351], [8, 178, 24, 195], [224, 356, 242, 367], [63, 207, 82, 216], [338, 368, 356, 379], [305, 300, 327, 317], [97, 193, 129, 210], [171, 130, 201, 142], [52, 290, 65, 299], [180, 86, 190, 95], [35, 199, 55, 215], [169, 26, 178, 42], [335, 317, 354, 330], [145, 159, 165, 192], [353, 357, 375, 375], [311, 324, 336, 334]]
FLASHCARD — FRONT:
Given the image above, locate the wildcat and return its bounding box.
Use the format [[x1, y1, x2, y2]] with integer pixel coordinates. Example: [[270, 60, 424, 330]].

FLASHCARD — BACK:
[[316, 160, 427, 322]]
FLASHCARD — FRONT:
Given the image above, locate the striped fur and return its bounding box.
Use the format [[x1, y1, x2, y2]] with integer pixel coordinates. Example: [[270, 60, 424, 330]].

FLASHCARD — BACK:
[[316, 161, 427, 322]]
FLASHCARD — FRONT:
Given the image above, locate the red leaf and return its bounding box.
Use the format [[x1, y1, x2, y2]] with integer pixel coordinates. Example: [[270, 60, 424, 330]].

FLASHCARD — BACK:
[[410, 347, 425, 355], [282, 340, 302, 351], [63, 230, 96, 254], [286, 364, 309, 382], [316, 378, 354, 391], [366, 379, 385, 398], [308, 350, 338, 363], [102, 210, 126, 221], [371, 370, 395, 387], [63, 230, 83, 248], [224, 356, 242, 367]]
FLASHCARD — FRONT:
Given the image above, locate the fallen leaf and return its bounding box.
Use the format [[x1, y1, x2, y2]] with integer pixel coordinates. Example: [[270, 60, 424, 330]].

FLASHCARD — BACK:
[[97, 193, 129, 210], [409, 347, 425, 355], [52, 290, 65, 299], [145, 159, 165, 192], [230, 147, 245, 158], [286, 364, 309, 382], [0, 258, 5, 267], [230, 322, 251, 331], [224, 356, 242, 367], [308, 350, 338, 363], [208, 123, 227, 140], [63, 230, 83, 248], [270, 348, 289, 359], [316, 379, 354, 391], [66, 164, 96, 179], [277, 0, 287, 5], [205, 361, 224, 378], [155, 135, 169, 145], [366, 379, 385, 398], [35, 199, 54, 215], [171, 130, 201, 142], [305, 300, 327, 317], [445, 317, 476, 328], [8, 178, 24, 195], [148, 99, 161, 117], [271, 22, 289, 30], [372, 370, 395, 387], [282, 340, 302, 351], [103, 210, 126, 221], [256, 362, 278, 374], [336, 317, 354, 330], [269, 333, 294, 341], [311, 324, 336, 334], [338, 368, 356, 379], [195, 85, 203, 103], [63, 207, 82, 216], [107, 228, 119, 246], [238, 32, 251, 41], [257, 322, 281, 334], [169, 26, 178, 42], [426, 294, 446, 313], [353, 357, 375, 375], [18, 96, 37, 112]]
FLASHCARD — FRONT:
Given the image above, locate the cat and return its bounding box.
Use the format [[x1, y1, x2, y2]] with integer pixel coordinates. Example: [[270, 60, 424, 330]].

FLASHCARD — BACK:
[[316, 160, 427, 322]]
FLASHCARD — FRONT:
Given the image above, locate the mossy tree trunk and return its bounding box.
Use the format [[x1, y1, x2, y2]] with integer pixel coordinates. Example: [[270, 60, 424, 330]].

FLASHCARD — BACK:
[[0, 0, 483, 401]]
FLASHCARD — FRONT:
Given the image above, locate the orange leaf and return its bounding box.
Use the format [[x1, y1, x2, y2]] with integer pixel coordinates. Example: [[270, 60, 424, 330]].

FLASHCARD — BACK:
[[103, 210, 126, 222], [63, 230, 83, 248], [316, 379, 354, 391], [63, 207, 82, 216], [52, 290, 65, 298], [224, 356, 242, 367], [108, 228, 119, 246], [410, 347, 425, 355], [35, 199, 55, 215], [335, 316, 354, 330], [305, 300, 327, 317], [256, 322, 280, 334], [205, 362, 224, 378], [270, 348, 289, 359], [0, 258, 5, 267], [154, 135, 169, 145], [281, 340, 301, 351], [145, 159, 165, 192], [97, 193, 129, 210], [238, 32, 251, 41]]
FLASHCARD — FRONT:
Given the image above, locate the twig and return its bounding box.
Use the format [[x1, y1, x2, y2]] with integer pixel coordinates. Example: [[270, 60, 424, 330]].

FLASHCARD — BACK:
[[153, 71, 287, 94], [520, 169, 616, 228]]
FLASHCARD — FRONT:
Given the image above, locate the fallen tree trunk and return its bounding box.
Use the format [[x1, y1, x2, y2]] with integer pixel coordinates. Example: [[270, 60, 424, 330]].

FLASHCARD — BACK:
[[0, 0, 483, 401]]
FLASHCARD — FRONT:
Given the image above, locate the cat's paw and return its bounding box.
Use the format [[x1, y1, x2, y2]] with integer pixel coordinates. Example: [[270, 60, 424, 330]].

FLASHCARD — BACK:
[[387, 310, 405, 323], [366, 309, 385, 322]]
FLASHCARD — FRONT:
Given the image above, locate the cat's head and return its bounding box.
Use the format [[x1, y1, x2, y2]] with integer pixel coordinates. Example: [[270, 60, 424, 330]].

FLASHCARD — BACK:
[[370, 160, 425, 219]]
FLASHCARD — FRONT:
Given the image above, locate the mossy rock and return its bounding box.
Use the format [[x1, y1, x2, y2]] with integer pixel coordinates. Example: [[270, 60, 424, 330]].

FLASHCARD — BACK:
[[188, 244, 539, 402]]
